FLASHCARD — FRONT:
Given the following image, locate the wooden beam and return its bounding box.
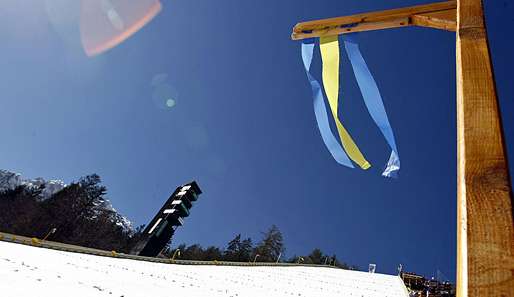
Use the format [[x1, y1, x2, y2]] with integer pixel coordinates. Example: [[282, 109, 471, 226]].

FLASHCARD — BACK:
[[293, 1, 456, 32], [411, 9, 457, 31], [456, 0, 514, 296], [291, 1, 456, 40], [292, 18, 410, 41]]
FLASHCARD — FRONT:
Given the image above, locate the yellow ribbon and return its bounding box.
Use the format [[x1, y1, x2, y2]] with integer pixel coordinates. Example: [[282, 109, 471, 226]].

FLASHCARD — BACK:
[[319, 35, 371, 170]]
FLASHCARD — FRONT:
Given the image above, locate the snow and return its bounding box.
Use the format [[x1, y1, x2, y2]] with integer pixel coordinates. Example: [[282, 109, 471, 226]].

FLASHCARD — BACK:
[[0, 241, 408, 297], [0, 169, 66, 199]]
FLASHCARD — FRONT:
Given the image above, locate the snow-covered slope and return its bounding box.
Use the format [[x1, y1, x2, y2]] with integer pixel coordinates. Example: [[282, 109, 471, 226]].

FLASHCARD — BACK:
[[0, 240, 408, 297], [0, 169, 66, 199]]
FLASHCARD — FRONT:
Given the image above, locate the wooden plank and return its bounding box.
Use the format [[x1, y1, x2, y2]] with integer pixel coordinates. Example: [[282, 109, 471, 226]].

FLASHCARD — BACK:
[[456, 0, 514, 296], [293, 1, 456, 33], [411, 9, 457, 31], [291, 1, 457, 40], [292, 18, 409, 40]]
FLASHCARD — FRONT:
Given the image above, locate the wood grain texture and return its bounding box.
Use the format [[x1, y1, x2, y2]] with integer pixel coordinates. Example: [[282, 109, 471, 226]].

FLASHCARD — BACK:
[[456, 0, 514, 296], [291, 1, 456, 40], [293, 1, 455, 32], [411, 9, 457, 31], [292, 18, 410, 40]]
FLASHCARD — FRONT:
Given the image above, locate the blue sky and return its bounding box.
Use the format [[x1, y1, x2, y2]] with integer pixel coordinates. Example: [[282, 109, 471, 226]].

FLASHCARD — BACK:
[[1, 0, 513, 280]]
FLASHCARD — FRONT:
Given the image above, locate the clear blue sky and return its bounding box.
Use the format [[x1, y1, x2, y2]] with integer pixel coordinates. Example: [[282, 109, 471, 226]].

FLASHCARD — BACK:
[[1, 0, 513, 280]]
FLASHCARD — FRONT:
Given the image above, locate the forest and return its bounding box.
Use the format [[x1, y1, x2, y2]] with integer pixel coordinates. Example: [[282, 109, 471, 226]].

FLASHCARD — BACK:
[[0, 174, 356, 269]]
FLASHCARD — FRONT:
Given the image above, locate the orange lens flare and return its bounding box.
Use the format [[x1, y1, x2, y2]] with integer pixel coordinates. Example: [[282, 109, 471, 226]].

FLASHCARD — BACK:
[[80, 0, 162, 57]]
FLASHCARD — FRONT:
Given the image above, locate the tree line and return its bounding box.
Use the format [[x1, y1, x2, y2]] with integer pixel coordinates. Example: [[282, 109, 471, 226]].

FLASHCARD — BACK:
[[164, 225, 357, 269], [0, 174, 357, 269]]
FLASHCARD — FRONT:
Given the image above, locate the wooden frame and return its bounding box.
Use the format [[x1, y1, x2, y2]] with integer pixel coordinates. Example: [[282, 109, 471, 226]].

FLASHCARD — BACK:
[[291, 1, 457, 40], [291, 1, 514, 296]]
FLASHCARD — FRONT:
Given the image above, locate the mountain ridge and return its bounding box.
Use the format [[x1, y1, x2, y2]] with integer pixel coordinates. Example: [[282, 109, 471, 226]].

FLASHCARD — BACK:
[[0, 169, 66, 199]]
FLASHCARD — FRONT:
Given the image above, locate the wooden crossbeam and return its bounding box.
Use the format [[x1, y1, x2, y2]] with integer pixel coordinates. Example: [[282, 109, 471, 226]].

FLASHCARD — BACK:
[[291, 1, 456, 40]]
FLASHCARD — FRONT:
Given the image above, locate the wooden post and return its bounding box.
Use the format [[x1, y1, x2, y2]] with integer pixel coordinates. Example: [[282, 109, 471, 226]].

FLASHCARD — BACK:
[[456, 0, 514, 296]]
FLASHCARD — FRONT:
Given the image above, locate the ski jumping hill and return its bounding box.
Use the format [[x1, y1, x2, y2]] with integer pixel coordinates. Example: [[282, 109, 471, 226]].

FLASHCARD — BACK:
[[0, 238, 408, 297]]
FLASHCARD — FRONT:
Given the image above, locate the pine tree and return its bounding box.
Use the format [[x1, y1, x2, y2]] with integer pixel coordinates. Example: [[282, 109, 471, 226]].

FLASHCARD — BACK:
[[41, 174, 110, 245], [0, 185, 44, 236], [307, 248, 324, 264], [239, 237, 253, 262], [182, 244, 204, 260], [225, 234, 242, 261], [203, 246, 223, 261], [254, 225, 284, 262]]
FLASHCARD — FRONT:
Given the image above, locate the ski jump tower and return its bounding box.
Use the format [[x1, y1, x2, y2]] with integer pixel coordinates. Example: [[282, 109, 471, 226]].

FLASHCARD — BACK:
[[131, 181, 202, 257], [291, 1, 513, 296]]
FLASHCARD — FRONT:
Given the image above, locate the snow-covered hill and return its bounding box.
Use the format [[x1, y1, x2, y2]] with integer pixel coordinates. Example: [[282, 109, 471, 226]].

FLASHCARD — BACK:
[[0, 169, 66, 199], [0, 240, 408, 297]]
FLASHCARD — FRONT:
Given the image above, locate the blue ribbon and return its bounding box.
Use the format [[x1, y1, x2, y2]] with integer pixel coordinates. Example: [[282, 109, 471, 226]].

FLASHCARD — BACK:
[[341, 34, 400, 178], [301, 39, 354, 168]]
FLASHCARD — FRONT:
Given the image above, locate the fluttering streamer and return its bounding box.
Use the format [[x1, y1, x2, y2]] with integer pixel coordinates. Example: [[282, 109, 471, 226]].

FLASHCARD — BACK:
[[319, 36, 371, 170], [300, 35, 400, 177], [342, 34, 400, 177], [301, 39, 354, 168]]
